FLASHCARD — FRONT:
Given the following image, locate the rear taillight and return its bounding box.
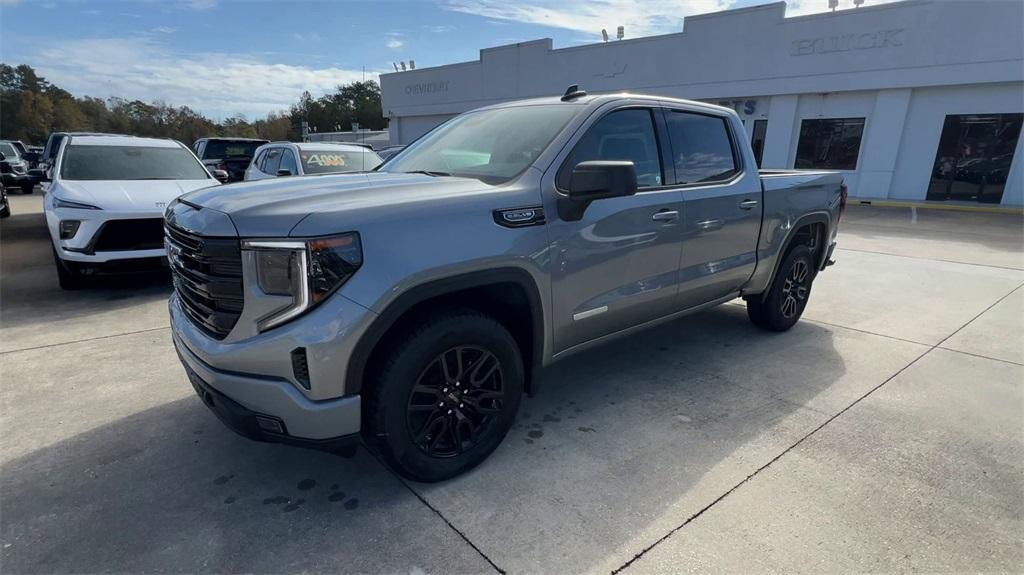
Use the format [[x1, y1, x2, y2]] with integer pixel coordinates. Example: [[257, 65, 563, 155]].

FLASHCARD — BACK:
[[838, 182, 848, 222], [217, 162, 228, 171]]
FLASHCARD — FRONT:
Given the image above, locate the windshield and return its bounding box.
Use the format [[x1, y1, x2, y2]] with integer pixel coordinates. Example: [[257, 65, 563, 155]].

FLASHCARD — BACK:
[[203, 140, 263, 159], [300, 149, 383, 174], [0, 143, 19, 159], [381, 104, 580, 184], [61, 145, 211, 181]]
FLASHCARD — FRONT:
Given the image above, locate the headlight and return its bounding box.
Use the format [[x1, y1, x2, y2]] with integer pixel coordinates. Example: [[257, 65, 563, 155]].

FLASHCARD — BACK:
[[52, 196, 101, 210], [243, 233, 362, 331]]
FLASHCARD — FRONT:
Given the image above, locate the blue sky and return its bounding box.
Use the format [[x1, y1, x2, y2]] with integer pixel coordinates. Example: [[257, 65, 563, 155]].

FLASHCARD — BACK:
[[0, 0, 891, 120]]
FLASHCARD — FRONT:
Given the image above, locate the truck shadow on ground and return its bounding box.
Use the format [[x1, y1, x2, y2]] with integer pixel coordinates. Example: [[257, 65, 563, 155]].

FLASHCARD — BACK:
[[0, 304, 847, 573]]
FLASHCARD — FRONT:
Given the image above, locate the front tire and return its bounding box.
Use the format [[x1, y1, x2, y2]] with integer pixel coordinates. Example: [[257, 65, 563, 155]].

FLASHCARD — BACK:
[[364, 309, 523, 482], [747, 244, 816, 332]]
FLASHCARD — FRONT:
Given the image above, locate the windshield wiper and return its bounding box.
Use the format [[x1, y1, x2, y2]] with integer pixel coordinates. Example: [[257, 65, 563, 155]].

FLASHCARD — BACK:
[[404, 170, 452, 177]]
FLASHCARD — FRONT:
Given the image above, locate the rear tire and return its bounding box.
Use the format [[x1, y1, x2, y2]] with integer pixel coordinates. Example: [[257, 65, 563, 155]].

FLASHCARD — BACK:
[[364, 308, 523, 482], [747, 245, 816, 332], [53, 246, 86, 290], [20, 183, 34, 195]]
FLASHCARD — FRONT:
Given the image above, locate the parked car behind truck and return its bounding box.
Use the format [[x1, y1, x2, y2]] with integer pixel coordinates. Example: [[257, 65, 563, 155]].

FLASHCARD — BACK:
[[0, 141, 34, 194], [193, 137, 268, 183], [45, 135, 219, 289], [244, 142, 383, 181], [168, 89, 846, 481]]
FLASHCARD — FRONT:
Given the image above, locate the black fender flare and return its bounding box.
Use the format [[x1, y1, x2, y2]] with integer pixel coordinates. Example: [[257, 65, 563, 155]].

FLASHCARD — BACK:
[[344, 267, 546, 396], [758, 211, 832, 300]]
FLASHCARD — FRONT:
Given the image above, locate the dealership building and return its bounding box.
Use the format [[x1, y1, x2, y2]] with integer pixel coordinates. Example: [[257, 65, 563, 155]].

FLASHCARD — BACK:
[[380, 0, 1024, 205]]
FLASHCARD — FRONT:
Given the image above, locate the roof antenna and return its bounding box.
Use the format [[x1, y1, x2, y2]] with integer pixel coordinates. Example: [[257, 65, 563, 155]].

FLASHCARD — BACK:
[[561, 84, 587, 101]]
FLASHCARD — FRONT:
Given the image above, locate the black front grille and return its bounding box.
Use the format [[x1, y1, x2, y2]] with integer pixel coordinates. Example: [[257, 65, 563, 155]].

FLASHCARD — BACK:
[[92, 219, 166, 252], [165, 223, 243, 340]]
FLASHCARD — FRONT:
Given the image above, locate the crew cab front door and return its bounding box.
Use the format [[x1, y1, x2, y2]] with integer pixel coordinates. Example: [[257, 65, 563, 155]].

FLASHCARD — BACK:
[[547, 107, 684, 354], [662, 108, 763, 309]]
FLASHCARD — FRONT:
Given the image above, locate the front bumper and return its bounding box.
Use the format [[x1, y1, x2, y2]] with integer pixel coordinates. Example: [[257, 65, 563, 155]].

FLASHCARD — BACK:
[[46, 208, 166, 263], [2, 173, 29, 187], [181, 350, 360, 453], [173, 330, 363, 444]]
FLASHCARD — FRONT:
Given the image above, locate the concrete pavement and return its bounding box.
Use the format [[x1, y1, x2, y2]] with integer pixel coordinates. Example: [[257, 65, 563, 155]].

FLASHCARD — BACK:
[[1, 193, 1021, 573]]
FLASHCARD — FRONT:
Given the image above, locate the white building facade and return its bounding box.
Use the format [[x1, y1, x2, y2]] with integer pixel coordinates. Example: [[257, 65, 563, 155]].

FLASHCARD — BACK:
[[380, 0, 1024, 205]]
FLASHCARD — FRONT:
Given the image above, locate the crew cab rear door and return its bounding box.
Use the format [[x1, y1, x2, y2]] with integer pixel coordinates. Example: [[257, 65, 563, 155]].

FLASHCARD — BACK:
[[660, 106, 763, 309], [546, 106, 684, 353]]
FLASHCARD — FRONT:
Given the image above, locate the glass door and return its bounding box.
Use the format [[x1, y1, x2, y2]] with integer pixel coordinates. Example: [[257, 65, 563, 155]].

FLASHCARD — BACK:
[[927, 113, 1023, 204], [751, 119, 767, 168]]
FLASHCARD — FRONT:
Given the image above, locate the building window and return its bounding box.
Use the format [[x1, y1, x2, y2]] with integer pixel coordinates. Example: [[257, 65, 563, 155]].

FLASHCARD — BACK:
[[751, 120, 767, 168], [794, 118, 865, 170], [927, 113, 1023, 204]]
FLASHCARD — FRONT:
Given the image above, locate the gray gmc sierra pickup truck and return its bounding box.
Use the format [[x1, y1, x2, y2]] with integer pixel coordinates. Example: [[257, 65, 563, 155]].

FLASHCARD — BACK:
[[167, 88, 846, 481]]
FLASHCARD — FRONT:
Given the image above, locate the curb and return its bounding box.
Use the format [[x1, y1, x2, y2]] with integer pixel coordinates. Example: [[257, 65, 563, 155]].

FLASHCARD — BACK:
[[852, 199, 1024, 215]]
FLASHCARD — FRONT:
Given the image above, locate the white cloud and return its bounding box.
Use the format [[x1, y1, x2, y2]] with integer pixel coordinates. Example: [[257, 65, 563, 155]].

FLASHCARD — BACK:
[[152, 26, 177, 34], [31, 38, 377, 120], [292, 31, 322, 42], [182, 0, 217, 10], [424, 24, 456, 33], [444, 0, 731, 36], [446, 0, 905, 36], [783, 0, 901, 17], [386, 38, 404, 49]]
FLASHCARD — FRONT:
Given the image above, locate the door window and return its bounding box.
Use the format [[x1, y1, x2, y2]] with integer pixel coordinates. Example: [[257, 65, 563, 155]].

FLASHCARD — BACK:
[[927, 113, 1022, 204], [279, 149, 298, 175], [558, 108, 663, 189], [665, 111, 740, 184], [262, 148, 282, 174]]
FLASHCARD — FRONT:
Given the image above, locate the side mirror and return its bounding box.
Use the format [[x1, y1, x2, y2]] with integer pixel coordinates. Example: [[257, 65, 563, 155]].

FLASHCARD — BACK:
[[28, 168, 49, 182], [276, 168, 293, 177], [212, 169, 230, 183], [558, 160, 638, 221]]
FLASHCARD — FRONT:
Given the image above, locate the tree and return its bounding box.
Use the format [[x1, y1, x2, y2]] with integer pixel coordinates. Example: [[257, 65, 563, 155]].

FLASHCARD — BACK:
[[0, 63, 387, 144]]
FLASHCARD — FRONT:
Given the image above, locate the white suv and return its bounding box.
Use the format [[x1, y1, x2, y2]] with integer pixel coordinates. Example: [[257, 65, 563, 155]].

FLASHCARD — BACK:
[[44, 135, 218, 289], [243, 142, 382, 181]]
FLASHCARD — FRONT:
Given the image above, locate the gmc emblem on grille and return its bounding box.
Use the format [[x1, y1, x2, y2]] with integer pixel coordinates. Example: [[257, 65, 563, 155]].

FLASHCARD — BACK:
[[166, 241, 183, 270]]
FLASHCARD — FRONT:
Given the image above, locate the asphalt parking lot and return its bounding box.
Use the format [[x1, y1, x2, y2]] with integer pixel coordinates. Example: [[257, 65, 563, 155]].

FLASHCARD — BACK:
[[1, 193, 1021, 573]]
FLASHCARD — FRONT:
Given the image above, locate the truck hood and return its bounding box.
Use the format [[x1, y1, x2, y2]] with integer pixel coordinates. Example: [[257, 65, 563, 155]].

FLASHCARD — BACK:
[[180, 172, 497, 237], [57, 179, 218, 212]]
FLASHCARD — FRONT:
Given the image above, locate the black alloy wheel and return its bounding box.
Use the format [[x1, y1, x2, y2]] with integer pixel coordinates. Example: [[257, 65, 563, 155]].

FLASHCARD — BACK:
[[779, 258, 810, 319], [406, 345, 505, 458]]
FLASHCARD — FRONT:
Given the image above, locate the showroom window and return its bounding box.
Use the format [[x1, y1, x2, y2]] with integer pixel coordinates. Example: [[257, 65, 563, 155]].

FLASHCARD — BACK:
[[664, 110, 739, 184], [927, 113, 1023, 204], [794, 118, 865, 170], [751, 120, 767, 168]]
